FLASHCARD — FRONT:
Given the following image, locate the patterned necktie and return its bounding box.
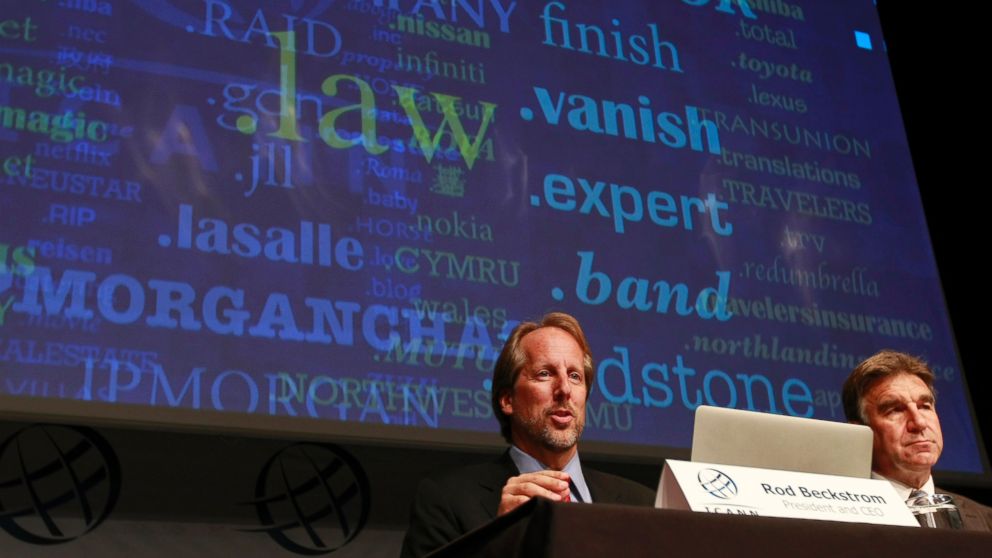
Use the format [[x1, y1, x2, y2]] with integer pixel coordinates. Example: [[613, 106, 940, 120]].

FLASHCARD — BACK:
[[569, 480, 583, 503]]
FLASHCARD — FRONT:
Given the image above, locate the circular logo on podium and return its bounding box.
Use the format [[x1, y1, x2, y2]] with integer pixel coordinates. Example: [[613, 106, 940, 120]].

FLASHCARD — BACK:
[[0, 424, 121, 545], [697, 468, 738, 500], [243, 443, 370, 555]]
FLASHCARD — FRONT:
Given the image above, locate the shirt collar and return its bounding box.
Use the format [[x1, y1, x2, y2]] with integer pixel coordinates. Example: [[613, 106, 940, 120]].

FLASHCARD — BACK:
[[509, 445, 592, 503], [871, 471, 935, 502]]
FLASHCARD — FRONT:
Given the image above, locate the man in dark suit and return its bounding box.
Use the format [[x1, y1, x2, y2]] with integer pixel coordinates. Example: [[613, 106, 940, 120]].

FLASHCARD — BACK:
[[842, 350, 992, 531], [401, 312, 655, 557]]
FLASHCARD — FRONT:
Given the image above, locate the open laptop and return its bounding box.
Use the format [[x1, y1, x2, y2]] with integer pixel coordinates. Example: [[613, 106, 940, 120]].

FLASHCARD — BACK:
[[690, 405, 874, 478]]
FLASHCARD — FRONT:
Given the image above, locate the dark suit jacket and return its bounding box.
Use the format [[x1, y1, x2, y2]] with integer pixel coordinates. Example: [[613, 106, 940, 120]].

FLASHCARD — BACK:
[[938, 487, 992, 532], [400, 451, 655, 558]]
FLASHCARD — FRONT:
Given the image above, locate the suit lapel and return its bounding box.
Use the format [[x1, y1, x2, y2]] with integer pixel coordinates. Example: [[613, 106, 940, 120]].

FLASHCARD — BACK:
[[584, 469, 616, 504], [474, 451, 520, 520]]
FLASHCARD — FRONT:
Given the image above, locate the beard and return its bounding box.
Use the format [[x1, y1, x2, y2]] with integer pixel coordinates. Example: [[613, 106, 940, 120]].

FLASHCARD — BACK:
[[515, 407, 584, 451]]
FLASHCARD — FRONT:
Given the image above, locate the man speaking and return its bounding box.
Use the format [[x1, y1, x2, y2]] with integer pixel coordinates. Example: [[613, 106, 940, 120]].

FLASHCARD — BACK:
[[842, 350, 992, 531], [401, 312, 654, 557]]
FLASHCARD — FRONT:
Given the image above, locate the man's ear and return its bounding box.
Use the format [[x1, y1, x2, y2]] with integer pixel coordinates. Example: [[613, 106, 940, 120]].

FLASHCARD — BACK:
[[499, 392, 513, 416]]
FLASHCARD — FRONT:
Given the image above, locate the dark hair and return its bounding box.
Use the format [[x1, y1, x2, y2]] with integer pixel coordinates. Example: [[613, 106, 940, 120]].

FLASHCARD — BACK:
[[842, 350, 936, 423], [491, 312, 594, 443]]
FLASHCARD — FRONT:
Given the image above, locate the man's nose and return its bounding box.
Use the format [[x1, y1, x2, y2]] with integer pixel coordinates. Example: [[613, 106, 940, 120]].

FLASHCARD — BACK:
[[906, 405, 927, 431], [553, 371, 572, 398]]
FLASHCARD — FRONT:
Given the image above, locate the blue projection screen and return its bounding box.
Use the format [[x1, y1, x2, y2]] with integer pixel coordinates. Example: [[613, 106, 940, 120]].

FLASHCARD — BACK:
[[1, 1, 986, 476]]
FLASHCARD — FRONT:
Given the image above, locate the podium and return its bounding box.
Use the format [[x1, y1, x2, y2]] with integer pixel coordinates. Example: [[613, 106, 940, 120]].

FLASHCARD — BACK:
[[429, 499, 991, 557]]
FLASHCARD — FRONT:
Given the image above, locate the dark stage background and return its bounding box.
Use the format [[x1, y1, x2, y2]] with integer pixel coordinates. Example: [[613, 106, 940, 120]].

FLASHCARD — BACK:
[[879, 0, 991, 500]]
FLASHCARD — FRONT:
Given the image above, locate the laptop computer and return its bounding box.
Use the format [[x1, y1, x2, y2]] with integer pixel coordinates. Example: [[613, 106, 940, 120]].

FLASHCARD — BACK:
[[690, 405, 874, 478]]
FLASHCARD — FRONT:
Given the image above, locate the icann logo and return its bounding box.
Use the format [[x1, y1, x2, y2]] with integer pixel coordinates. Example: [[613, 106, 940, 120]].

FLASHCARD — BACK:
[[243, 443, 370, 555], [0, 424, 121, 544], [697, 468, 738, 500]]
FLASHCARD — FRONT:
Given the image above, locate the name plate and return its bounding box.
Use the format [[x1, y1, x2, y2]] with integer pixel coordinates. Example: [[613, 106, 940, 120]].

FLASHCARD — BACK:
[[657, 460, 918, 527]]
